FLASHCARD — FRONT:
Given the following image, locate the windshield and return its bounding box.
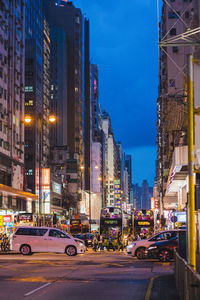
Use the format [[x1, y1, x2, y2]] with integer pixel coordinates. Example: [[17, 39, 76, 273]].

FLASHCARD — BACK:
[[100, 225, 122, 238]]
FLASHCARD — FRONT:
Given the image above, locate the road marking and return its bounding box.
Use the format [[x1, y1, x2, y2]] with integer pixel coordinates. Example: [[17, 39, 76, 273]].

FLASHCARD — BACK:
[[145, 276, 157, 300], [9, 277, 52, 282], [24, 282, 52, 297]]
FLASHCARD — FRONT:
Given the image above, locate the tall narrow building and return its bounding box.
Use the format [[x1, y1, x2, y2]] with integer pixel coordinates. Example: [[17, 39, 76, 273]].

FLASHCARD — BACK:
[[0, 0, 37, 221], [157, 0, 199, 210], [46, 0, 84, 213], [24, 0, 51, 214]]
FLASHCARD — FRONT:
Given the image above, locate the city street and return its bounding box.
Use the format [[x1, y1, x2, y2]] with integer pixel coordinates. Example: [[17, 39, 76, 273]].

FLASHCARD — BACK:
[[0, 251, 178, 300]]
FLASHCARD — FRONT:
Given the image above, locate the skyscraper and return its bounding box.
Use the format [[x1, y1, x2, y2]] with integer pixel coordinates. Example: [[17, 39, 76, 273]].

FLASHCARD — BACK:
[[0, 0, 37, 219], [24, 0, 51, 197]]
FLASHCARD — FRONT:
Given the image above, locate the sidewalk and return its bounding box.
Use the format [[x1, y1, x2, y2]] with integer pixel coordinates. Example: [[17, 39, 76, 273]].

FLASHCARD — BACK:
[[150, 274, 179, 300]]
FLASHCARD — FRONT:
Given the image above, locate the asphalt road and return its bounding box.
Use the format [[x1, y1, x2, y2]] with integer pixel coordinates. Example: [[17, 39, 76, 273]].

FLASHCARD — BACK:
[[0, 251, 179, 300]]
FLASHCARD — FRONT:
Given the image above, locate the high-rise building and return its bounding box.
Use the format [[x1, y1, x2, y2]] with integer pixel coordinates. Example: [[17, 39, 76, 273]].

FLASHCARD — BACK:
[[0, 0, 37, 221], [125, 154, 132, 203], [45, 0, 84, 213], [157, 0, 199, 210], [101, 111, 118, 206], [141, 180, 150, 209], [84, 18, 90, 192], [46, 0, 83, 158], [24, 0, 51, 200]]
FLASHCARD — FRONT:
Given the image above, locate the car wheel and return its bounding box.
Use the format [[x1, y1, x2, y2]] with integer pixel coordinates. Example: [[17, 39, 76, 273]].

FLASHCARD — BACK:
[[136, 247, 146, 259], [20, 244, 32, 256], [65, 245, 77, 256], [159, 249, 171, 262]]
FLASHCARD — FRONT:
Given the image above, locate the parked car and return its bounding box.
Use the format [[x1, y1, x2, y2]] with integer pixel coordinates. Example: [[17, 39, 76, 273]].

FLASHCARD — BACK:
[[126, 230, 185, 259], [145, 235, 179, 262], [10, 226, 86, 256], [73, 233, 95, 246]]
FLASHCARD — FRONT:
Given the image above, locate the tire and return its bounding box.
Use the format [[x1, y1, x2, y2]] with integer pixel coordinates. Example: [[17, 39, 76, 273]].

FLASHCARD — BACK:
[[136, 247, 146, 260], [20, 244, 32, 256], [65, 245, 77, 256], [159, 249, 171, 262]]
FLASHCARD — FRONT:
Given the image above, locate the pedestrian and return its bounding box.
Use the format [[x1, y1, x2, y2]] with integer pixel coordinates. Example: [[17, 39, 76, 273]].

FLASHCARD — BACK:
[[85, 237, 89, 250], [93, 235, 98, 252], [98, 235, 103, 251], [117, 233, 123, 252], [108, 235, 114, 251]]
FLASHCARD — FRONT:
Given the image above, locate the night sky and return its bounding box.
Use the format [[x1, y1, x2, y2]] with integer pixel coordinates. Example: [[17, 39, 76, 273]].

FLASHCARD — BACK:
[[74, 0, 158, 186]]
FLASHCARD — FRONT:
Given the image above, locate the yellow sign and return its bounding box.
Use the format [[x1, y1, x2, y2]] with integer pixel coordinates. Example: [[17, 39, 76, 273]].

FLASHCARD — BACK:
[[0, 216, 3, 226], [138, 221, 150, 226]]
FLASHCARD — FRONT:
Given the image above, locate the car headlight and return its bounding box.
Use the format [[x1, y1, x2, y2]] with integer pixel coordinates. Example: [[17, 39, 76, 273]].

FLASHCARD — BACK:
[[148, 246, 157, 250], [75, 240, 85, 246], [127, 243, 136, 250]]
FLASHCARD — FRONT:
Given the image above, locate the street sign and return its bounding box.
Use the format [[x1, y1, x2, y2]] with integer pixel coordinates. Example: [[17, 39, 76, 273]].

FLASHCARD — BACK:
[[171, 216, 178, 223]]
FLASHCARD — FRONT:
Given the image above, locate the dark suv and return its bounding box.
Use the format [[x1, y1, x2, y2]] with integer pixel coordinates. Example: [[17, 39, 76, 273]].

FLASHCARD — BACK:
[[146, 230, 186, 262]]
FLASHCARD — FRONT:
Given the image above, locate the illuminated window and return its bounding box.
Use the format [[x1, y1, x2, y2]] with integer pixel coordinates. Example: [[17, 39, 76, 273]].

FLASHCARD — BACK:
[[25, 100, 33, 106], [51, 94, 53, 99], [25, 169, 33, 175], [51, 85, 54, 91], [25, 86, 33, 92]]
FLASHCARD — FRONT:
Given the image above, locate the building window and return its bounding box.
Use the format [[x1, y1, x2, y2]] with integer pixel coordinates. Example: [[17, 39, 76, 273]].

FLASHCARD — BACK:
[[172, 46, 178, 53], [51, 85, 54, 91], [170, 28, 176, 36], [185, 11, 189, 19], [3, 141, 9, 151], [25, 100, 33, 106], [25, 86, 33, 92], [25, 169, 33, 176], [169, 79, 175, 87], [168, 11, 180, 19]]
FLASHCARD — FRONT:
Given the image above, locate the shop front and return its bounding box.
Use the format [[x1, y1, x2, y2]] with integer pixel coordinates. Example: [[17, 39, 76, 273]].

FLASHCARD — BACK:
[[0, 183, 38, 236]]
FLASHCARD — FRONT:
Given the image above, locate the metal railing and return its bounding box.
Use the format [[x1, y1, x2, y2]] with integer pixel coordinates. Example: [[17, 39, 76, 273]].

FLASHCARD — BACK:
[[175, 252, 200, 300]]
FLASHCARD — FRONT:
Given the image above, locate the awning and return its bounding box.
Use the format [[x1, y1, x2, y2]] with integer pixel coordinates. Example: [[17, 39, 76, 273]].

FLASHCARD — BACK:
[[0, 184, 38, 201], [166, 146, 188, 195]]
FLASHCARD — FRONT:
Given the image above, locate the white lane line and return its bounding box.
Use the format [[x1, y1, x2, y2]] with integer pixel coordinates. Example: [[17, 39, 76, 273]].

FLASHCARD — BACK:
[[24, 282, 52, 297]]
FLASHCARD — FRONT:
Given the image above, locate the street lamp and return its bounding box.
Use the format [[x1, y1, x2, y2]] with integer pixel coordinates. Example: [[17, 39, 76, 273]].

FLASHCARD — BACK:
[[24, 113, 56, 225], [24, 115, 32, 124]]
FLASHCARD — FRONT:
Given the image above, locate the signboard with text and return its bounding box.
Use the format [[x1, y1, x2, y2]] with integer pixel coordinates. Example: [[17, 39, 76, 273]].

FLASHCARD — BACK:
[[114, 179, 121, 208]]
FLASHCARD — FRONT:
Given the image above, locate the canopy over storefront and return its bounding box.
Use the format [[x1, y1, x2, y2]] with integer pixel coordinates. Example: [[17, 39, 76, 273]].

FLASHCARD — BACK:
[[0, 184, 38, 201]]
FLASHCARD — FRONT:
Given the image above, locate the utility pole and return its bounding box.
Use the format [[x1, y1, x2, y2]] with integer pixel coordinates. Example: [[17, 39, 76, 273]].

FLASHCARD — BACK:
[[187, 55, 196, 270]]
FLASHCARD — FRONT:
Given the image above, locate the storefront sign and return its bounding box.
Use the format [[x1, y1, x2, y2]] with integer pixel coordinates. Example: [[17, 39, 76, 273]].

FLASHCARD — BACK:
[[42, 168, 50, 214], [52, 181, 61, 195], [3, 215, 12, 223], [0, 216, 3, 226], [42, 168, 50, 186], [3, 222, 14, 227], [18, 213, 33, 222], [138, 221, 151, 226], [134, 220, 153, 227], [12, 163, 23, 190], [114, 179, 121, 208]]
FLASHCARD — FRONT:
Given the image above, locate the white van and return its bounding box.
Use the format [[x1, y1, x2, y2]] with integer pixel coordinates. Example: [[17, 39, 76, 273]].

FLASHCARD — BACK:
[[10, 226, 85, 256]]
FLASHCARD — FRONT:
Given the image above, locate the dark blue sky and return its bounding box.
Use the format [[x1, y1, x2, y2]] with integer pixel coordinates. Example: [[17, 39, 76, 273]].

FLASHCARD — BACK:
[[75, 0, 158, 186]]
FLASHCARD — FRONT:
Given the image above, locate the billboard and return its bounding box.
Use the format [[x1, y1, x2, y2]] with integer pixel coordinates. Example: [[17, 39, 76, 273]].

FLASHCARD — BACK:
[[42, 168, 51, 214], [114, 179, 121, 207]]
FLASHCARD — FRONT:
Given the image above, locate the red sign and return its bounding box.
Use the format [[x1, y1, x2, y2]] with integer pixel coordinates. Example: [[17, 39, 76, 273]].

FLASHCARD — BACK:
[[3, 215, 12, 223]]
